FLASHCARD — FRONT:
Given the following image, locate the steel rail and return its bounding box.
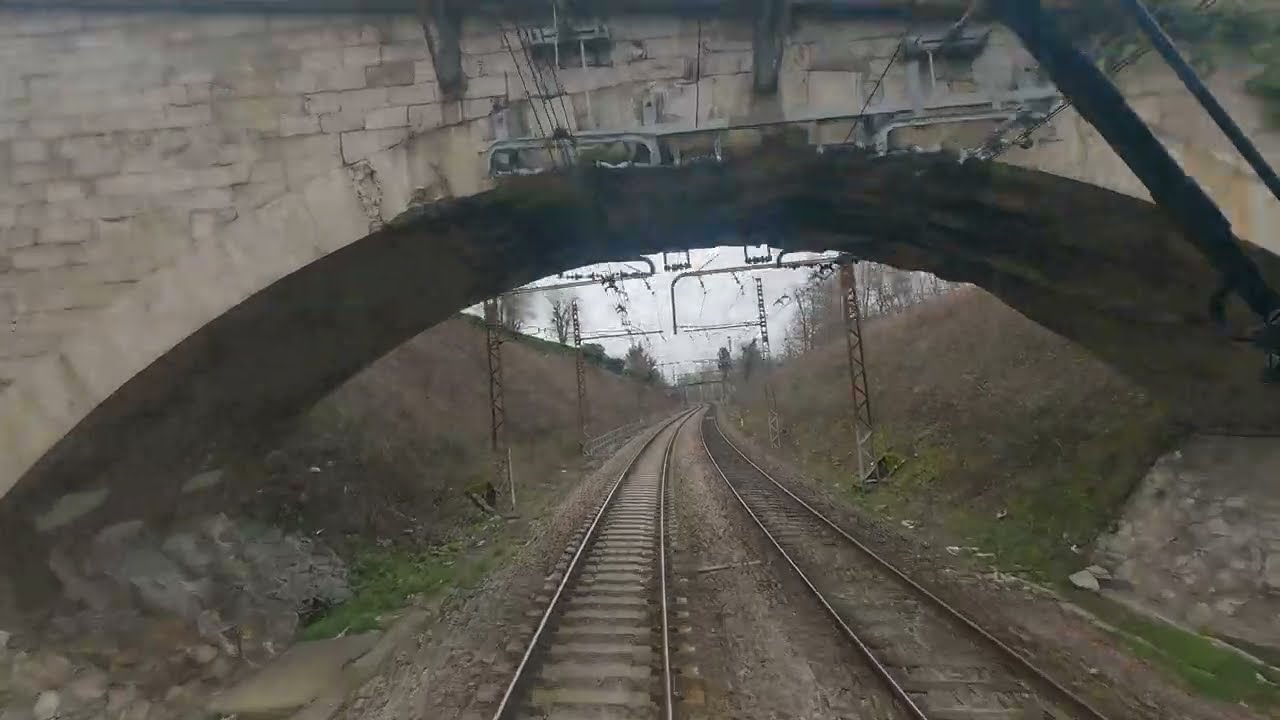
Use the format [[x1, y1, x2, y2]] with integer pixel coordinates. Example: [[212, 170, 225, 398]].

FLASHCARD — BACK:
[[697, 413, 929, 719], [490, 406, 697, 720], [703, 415, 1111, 720]]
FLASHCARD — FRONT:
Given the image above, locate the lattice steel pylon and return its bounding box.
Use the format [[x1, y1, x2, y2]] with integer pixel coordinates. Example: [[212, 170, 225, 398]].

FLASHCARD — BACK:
[[756, 277, 781, 448], [572, 299, 589, 453], [484, 298, 509, 498], [839, 262, 880, 485]]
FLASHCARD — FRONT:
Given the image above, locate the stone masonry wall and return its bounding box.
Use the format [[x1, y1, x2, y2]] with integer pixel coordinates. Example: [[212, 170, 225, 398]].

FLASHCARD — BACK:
[[1093, 435, 1280, 652], [0, 9, 1041, 389]]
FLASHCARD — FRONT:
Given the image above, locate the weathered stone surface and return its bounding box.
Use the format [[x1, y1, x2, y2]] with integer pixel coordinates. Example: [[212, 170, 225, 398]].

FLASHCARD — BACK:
[[206, 633, 379, 716], [1068, 570, 1100, 592], [31, 692, 59, 720], [66, 669, 107, 702], [35, 489, 110, 532], [179, 469, 223, 495]]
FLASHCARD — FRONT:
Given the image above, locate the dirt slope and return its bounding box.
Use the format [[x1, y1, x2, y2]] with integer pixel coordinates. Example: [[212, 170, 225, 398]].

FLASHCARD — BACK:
[[206, 315, 675, 548], [734, 287, 1182, 581]]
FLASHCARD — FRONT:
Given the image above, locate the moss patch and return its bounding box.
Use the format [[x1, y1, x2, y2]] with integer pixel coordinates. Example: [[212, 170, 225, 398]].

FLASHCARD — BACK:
[[302, 525, 510, 640], [1076, 594, 1280, 710]]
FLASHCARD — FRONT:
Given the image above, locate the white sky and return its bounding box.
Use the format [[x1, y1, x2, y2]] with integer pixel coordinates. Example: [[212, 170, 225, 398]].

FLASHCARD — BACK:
[[467, 247, 840, 383]]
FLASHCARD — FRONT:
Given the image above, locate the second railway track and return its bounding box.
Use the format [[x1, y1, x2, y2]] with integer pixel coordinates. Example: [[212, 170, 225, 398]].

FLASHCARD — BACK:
[[492, 408, 696, 720], [700, 410, 1110, 720]]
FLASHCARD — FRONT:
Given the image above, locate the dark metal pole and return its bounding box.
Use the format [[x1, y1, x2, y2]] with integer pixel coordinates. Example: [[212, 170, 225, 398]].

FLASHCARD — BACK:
[[572, 299, 589, 453], [756, 278, 781, 448], [991, 0, 1280, 323], [839, 262, 879, 485], [484, 299, 508, 498], [1118, 0, 1280, 209]]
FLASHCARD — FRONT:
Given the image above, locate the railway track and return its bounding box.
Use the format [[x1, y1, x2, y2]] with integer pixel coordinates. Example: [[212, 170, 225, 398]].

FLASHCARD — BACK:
[[492, 408, 696, 720], [699, 412, 1110, 720]]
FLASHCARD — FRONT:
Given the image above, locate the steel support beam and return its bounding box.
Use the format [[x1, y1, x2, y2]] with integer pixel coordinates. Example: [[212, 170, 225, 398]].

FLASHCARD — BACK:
[[839, 263, 879, 485], [756, 277, 781, 448], [484, 298, 509, 498], [572, 299, 589, 453]]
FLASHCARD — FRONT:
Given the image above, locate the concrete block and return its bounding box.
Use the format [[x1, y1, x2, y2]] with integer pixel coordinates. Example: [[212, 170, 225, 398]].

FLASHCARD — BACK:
[[0, 205, 14, 226], [335, 87, 390, 113], [0, 122, 19, 141], [408, 103, 443, 132], [365, 61, 416, 88], [18, 202, 75, 226], [339, 128, 407, 164], [281, 114, 322, 137], [95, 165, 249, 196], [11, 140, 47, 164], [389, 82, 438, 106], [319, 109, 366, 134], [364, 106, 408, 130], [381, 42, 429, 63], [187, 83, 213, 103], [343, 45, 381, 67]]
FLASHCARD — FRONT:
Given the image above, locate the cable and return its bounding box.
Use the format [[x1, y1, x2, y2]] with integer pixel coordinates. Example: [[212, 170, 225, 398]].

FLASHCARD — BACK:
[[842, 2, 920, 145], [497, 23, 554, 165]]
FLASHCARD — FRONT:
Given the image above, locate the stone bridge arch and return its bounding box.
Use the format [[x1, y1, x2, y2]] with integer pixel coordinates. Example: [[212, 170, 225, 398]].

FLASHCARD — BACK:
[[3, 5, 1280, 544], [3, 130, 1280, 526]]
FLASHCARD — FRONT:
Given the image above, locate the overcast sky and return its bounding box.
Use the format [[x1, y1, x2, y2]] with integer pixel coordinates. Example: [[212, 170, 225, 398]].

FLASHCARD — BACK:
[[467, 247, 840, 383]]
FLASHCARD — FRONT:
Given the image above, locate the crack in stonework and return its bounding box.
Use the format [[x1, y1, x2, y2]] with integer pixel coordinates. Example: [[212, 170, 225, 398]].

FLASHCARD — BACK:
[[346, 160, 384, 233]]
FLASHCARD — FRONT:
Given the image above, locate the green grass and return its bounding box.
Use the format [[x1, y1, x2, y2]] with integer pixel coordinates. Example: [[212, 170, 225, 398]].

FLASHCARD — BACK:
[[301, 533, 511, 640], [1075, 594, 1280, 709]]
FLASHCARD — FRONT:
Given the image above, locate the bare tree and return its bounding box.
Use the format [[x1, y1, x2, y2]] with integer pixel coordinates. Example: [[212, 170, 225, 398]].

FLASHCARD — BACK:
[[497, 294, 529, 333], [547, 292, 574, 344]]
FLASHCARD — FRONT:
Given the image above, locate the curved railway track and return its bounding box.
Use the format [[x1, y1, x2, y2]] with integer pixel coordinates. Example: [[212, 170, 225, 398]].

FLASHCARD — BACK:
[[492, 408, 697, 720], [699, 411, 1111, 720]]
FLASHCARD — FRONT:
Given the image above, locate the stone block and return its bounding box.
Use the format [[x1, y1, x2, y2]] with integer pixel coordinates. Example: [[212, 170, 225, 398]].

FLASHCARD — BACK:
[[700, 50, 753, 77], [340, 128, 407, 164], [408, 103, 444, 132], [414, 60, 437, 84], [343, 45, 381, 67], [364, 106, 408, 130], [463, 51, 518, 80], [215, 98, 302, 131], [312, 66, 368, 92], [366, 60, 416, 87], [274, 71, 322, 95], [1, 227, 39, 251], [300, 48, 345, 73], [59, 136, 124, 178], [12, 244, 86, 270], [190, 208, 238, 239], [382, 42, 429, 63], [12, 163, 62, 185], [463, 73, 509, 100], [389, 82, 439, 106], [305, 92, 342, 115], [11, 140, 46, 164], [335, 87, 390, 113], [319, 109, 365, 134], [280, 114, 321, 137], [40, 219, 93, 244], [462, 97, 501, 121], [274, 133, 342, 188], [44, 181, 85, 203], [0, 122, 19, 141]]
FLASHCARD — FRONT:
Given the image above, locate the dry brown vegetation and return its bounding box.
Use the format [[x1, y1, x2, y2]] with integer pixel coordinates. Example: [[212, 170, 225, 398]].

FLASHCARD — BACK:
[[736, 287, 1183, 580], [211, 315, 674, 548]]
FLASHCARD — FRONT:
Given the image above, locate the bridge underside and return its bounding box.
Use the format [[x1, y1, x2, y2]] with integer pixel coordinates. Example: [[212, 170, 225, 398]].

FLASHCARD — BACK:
[[6, 148, 1280, 538]]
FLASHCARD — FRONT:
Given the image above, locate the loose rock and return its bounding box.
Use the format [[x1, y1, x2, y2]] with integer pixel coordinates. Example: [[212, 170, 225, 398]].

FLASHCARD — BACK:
[[68, 669, 108, 702], [1068, 570, 1101, 591], [32, 691, 60, 720]]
